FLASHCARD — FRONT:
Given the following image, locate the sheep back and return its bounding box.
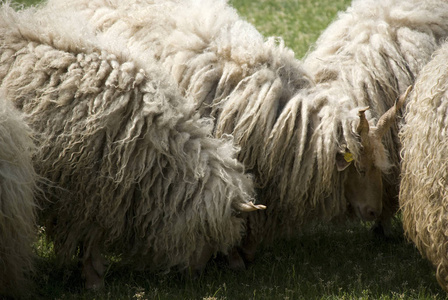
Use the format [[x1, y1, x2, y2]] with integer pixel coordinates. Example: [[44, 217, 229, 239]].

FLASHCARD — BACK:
[[42, 0, 314, 171]]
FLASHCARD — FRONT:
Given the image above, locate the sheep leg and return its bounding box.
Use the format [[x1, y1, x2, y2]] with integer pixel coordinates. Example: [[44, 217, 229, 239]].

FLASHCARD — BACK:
[[240, 225, 259, 263], [372, 185, 401, 239], [241, 238, 258, 263], [82, 244, 107, 290], [226, 246, 246, 270], [188, 243, 215, 277]]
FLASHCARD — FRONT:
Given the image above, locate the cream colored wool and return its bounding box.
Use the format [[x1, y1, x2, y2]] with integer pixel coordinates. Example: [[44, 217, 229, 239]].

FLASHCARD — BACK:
[[400, 42, 448, 292], [40, 0, 403, 245], [0, 3, 256, 279], [304, 0, 448, 224], [42, 0, 312, 170], [0, 93, 37, 298]]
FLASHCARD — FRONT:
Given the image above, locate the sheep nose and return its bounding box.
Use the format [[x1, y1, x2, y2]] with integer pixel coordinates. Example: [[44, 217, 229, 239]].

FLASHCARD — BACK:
[[363, 206, 381, 221], [368, 208, 379, 219]]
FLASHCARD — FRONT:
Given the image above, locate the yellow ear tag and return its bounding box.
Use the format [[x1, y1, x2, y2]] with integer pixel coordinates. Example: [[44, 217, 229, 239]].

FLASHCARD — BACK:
[[344, 152, 354, 163]]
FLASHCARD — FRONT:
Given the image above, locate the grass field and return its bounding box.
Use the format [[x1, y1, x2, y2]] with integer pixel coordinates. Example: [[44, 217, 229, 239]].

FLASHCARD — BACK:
[[8, 0, 448, 299]]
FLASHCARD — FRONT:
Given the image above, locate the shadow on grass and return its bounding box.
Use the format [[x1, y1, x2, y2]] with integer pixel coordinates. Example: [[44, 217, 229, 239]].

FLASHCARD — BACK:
[[31, 219, 447, 299]]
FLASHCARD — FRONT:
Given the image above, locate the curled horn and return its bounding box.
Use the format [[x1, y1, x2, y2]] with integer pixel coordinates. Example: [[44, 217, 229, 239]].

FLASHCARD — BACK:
[[357, 106, 370, 139], [373, 85, 413, 138], [234, 201, 267, 212]]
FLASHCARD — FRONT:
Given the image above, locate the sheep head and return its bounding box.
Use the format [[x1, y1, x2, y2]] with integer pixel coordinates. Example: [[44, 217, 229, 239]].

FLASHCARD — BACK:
[[336, 86, 412, 221]]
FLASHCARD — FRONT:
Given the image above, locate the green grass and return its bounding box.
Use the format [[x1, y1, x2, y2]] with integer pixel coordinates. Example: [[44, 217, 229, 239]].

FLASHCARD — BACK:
[[32, 221, 446, 299], [8, 0, 448, 299], [230, 0, 351, 58], [10, 0, 40, 7]]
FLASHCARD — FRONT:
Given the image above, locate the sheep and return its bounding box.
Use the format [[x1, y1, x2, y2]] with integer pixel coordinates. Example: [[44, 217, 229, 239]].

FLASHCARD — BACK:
[[0, 4, 265, 289], [303, 0, 448, 235], [399, 41, 448, 292], [0, 92, 37, 298], [40, 0, 409, 264]]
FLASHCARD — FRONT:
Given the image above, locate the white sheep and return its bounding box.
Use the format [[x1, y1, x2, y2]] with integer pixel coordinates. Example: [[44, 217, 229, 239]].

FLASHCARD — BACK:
[[400, 41, 448, 292], [41, 0, 408, 264], [303, 0, 448, 235], [0, 93, 37, 298], [0, 4, 264, 289]]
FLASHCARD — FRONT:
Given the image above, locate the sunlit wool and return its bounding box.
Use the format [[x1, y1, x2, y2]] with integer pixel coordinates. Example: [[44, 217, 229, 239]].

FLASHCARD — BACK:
[[41, 0, 406, 258], [400, 41, 448, 292], [0, 3, 259, 288]]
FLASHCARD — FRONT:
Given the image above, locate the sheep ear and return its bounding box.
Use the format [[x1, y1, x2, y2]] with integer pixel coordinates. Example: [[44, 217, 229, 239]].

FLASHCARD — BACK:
[[336, 151, 353, 171], [357, 106, 370, 137]]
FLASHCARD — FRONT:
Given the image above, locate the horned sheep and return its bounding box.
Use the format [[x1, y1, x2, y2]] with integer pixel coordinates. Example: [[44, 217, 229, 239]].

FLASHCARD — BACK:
[[0, 93, 37, 298], [0, 4, 264, 289], [42, 0, 410, 263], [303, 0, 448, 234], [399, 41, 448, 292]]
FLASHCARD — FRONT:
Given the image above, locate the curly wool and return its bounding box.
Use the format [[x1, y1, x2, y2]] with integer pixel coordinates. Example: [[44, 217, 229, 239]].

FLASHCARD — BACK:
[[0, 4, 255, 272], [41, 0, 395, 242], [303, 0, 448, 222], [400, 41, 448, 292], [0, 94, 37, 298]]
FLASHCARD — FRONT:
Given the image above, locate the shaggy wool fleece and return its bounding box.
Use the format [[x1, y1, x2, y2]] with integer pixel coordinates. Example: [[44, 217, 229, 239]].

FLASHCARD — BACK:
[[39, 0, 408, 247], [400, 41, 448, 292], [0, 93, 37, 298], [304, 0, 448, 227], [0, 3, 257, 280], [42, 0, 313, 168]]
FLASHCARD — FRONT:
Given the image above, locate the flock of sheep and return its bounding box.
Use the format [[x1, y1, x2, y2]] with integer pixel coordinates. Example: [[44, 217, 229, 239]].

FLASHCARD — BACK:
[[1, 0, 448, 297]]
